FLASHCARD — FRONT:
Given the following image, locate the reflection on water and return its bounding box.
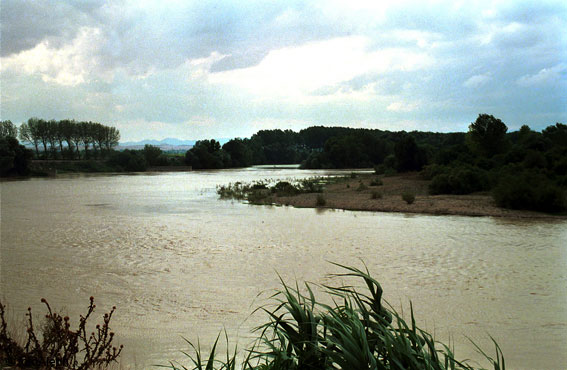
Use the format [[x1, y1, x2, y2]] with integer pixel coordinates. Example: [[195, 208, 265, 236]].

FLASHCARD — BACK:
[[1, 167, 566, 370]]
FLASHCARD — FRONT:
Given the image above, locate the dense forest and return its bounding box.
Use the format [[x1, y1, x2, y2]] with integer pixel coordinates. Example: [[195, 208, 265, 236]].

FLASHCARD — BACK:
[[2, 114, 566, 212]]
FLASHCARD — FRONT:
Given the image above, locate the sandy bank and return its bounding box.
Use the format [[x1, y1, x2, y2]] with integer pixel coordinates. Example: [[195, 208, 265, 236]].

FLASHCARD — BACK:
[[262, 172, 566, 219]]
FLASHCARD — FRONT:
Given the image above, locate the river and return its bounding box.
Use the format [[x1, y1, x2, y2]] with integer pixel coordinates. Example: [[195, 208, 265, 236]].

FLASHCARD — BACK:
[[1, 166, 566, 369]]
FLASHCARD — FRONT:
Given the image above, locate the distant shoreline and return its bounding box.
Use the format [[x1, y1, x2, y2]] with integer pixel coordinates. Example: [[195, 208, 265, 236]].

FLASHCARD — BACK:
[[260, 172, 567, 219]]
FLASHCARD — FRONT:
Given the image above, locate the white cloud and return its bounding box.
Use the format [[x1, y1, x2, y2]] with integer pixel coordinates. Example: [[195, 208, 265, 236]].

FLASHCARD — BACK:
[[207, 36, 434, 98], [516, 64, 567, 87], [387, 100, 419, 112], [463, 73, 491, 88], [0, 27, 108, 86]]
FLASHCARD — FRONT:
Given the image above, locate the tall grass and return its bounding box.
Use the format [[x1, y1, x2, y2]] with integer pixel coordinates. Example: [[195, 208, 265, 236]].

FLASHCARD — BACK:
[[164, 264, 504, 370]]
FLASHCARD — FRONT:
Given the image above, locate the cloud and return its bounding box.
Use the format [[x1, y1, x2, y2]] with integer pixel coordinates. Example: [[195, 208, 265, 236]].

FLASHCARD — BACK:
[[208, 36, 434, 98], [1, 27, 108, 86], [463, 73, 492, 88], [1, 0, 566, 140], [516, 64, 567, 87]]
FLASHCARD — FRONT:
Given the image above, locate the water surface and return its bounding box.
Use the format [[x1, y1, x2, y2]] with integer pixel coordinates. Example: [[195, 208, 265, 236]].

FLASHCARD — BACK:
[[1, 167, 566, 369]]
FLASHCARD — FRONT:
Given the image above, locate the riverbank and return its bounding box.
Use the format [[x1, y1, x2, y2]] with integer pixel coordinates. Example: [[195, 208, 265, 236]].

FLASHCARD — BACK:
[[260, 172, 567, 219]]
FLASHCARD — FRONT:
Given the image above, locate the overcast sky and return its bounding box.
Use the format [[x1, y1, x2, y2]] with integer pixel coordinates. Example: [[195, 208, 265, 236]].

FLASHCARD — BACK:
[[1, 0, 566, 141]]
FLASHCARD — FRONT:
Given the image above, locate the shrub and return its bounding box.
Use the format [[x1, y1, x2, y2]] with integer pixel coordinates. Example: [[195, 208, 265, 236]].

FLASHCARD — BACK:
[[371, 190, 382, 199], [402, 191, 415, 204], [369, 178, 383, 186], [273, 181, 300, 196], [315, 194, 326, 207], [356, 181, 367, 191], [0, 297, 122, 369], [492, 171, 566, 212], [429, 166, 489, 195]]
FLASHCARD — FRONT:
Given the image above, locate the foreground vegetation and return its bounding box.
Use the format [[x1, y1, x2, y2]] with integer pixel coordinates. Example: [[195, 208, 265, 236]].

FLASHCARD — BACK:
[[0, 297, 122, 369], [164, 264, 505, 370]]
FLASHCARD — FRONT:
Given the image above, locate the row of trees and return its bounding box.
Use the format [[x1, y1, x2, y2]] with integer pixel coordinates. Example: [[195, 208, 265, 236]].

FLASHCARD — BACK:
[[15, 118, 120, 159], [183, 114, 566, 212]]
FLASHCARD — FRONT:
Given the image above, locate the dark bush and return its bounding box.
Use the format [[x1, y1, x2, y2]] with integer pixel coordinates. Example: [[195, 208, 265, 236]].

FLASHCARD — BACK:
[[107, 150, 147, 172], [272, 181, 300, 196], [492, 171, 566, 212], [429, 166, 489, 195]]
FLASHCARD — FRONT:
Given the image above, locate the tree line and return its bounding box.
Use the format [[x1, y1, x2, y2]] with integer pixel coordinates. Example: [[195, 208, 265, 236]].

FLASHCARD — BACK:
[[9, 118, 120, 159], [184, 115, 566, 213]]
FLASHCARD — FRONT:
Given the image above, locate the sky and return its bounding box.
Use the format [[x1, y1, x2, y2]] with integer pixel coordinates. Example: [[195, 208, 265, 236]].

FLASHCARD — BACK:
[[1, 0, 566, 142]]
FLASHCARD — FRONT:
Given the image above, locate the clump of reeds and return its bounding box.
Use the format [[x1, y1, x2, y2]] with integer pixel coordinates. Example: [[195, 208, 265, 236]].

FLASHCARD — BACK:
[[0, 297, 122, 369], [217, 177, 332, 203], [164, 264, 505, 370]]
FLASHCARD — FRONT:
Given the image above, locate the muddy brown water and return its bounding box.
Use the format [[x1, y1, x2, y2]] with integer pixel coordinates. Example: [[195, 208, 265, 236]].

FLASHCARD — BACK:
[[1, 166, 566, 369]]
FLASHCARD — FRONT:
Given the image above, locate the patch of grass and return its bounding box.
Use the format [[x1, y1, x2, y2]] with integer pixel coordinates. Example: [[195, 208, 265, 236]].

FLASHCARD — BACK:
[[402, 191, 416, 204], [165, 263, 505, 370]]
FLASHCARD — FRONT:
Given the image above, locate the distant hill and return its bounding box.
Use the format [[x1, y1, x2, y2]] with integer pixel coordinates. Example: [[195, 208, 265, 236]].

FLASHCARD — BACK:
[[119, 138, 197, 147], [118, 138, 231, 152]]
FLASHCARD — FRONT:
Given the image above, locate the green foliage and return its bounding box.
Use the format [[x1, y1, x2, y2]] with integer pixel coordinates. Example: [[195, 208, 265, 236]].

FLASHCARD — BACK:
[[0, 297, 122, 369], [165, 264, 505, 370], [0, 120, 18, 139], [0, 136, 33, 176], [356, 181, 368, 191], [143, 144, 164, 166], [17, 118, 119, 160], [402, 191, 416, 204], [107, 150, 147, 172], [466, 114, 508, 157], [492, 170, 566, 213], [223, 138, 253, 167], [429, 166, 489, 195], [185, 139, 231, 169], [394, 135, 428, 172]]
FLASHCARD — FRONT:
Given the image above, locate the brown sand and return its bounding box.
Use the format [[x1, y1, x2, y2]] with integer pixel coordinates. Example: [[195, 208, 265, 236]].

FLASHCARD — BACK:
[[262, 172, 566, 219]]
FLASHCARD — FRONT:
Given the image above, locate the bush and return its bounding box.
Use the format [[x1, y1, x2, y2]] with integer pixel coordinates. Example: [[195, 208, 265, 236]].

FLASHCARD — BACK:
[[492, 171, 566, 213], [356, 181, 368, 191], [371, 190, 382, 199], [369, 178, 383, 186], [273, 181, 300, 196], [402, 191, 415, 204], [315, 194, 326, 207], [429, 166, 489, 195], [107, 150, 147, 172], [0, 297, 122, 369]]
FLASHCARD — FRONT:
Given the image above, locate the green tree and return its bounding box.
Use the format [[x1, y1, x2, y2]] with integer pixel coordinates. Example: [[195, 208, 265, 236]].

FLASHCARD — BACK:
[[222, 138, 252, 167], [0, 136, 33, 176], [0, 120, 18, 138], [394, 135, 427, 172], [466, 114, 508, 157], [142, 144, 163, 166]]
